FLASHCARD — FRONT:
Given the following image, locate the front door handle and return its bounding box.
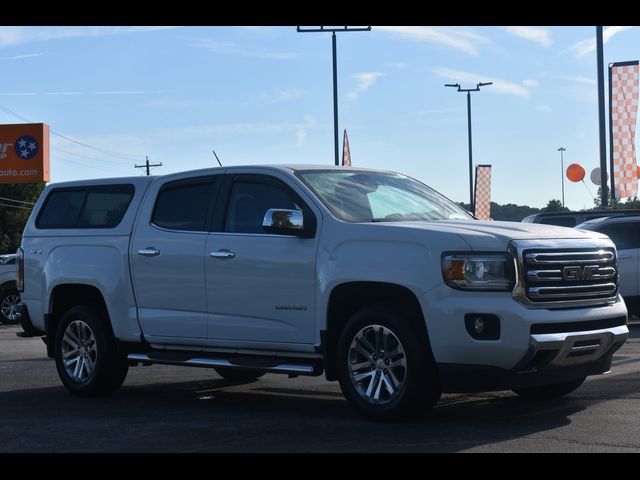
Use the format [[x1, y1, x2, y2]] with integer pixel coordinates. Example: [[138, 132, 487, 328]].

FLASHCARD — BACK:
[[210, 249, 236, 259], [619, 256, 632, 260], [138, 248, 160, 257]]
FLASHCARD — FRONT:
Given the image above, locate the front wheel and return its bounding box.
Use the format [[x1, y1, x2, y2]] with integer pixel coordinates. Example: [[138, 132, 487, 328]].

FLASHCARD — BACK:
[[336, 306, 441, 421], [513, 377, 586, 399], [0, 289, 22, 324], [54, 305, 129, 397]]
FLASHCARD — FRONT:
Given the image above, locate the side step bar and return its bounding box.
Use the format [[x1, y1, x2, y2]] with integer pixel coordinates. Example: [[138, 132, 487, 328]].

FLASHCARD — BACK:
[[127, 352, 323, 376]]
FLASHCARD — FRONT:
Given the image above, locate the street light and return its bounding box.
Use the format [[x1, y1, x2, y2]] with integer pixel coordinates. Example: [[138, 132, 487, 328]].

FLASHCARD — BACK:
[[558, 147, 566, 208], [445, 81, 493, 211], [297, 26, 372, 166]]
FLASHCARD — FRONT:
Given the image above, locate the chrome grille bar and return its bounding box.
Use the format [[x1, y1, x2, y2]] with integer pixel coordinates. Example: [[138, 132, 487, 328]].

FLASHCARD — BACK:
[[512, 242, 619, 307]]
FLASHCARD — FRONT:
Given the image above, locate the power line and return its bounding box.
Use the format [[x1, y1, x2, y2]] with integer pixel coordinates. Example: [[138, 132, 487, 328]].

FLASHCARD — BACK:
[[0, 196, 36, 206], [51, 146, 132, 166], [0, 104, 145, 162], [0, 202, 32, 210]]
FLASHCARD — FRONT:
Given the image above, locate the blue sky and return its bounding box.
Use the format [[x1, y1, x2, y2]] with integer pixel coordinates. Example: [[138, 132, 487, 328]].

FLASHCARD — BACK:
[[0, 25, 638, 210]]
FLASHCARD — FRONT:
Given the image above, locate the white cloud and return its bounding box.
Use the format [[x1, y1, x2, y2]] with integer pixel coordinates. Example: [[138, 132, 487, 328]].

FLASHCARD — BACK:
[[434, 67, 530, 97], [190, 38, 301, 60], [0, 26, 177, 48], [154, 115, 322, 146], [0, 90, 150, 96], [375, 26, 490, 55], [259, 88, 305, 103], [0, 52, 45, 60], [523, 79, 539, 87], [568, 26, 635, 58], [562, 75, 597, 85], [347, 72, 384, 101], [503, 26, 552, 47], [535, 105, 552, 112], [384, 62, 409, 71]]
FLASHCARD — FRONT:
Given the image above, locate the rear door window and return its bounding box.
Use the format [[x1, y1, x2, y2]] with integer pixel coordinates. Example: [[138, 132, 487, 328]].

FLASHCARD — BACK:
[[152, 177, 217, 232], [37, 185, 134, 229]]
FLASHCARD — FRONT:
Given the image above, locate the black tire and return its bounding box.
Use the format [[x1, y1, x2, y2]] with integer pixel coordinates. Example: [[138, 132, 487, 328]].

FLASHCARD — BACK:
[[513, 377, 586, 400], [0, 289, 22, 325], [336, 306, 441, 421], [54, 304, 129, 397], [214, 367, 266, 382]]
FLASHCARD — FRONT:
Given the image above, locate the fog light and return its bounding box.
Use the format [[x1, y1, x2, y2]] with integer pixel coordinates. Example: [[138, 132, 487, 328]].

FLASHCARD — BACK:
[[465, 314, 500, 340]]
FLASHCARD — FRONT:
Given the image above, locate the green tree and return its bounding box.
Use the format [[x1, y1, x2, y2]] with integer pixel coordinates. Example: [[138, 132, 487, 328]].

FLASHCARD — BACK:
[[543, 199, 569, 213], [0, 183, 45, 253]]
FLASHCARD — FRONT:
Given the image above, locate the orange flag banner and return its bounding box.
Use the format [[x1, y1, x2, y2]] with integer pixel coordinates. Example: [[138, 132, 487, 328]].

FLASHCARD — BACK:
[[474, 165, 492, 220], [610, 61, 639, 199], [342, 129, 351, 166]]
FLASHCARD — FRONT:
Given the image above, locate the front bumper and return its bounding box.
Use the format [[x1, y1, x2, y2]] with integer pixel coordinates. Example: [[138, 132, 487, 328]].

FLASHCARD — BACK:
[[438, 324, 627, 393], [419, 285, 629, 391]]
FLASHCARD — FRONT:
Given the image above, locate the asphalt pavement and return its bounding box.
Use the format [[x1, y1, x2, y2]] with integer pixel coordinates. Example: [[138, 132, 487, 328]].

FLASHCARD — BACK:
[[1, 322, 639, 452]]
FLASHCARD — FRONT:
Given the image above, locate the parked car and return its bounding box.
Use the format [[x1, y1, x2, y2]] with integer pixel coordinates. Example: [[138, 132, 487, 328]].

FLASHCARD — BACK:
[[576, 215, 640, 316], [522, 209, 640, 228], [0, 254, 21, 324], [17, 165, 629, 420]]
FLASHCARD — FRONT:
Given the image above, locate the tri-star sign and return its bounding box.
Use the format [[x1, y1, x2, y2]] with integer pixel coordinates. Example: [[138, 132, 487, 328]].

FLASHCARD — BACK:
[[15, 135, 39, 160]]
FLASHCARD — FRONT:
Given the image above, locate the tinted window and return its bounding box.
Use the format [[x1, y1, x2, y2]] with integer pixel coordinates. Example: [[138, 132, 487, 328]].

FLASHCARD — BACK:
[[225, 181, 299, 234], [596, 222, 640, 250], [37, 185, 134, 229], [539, 217, 577, 227], [152, 178, 216, 232]]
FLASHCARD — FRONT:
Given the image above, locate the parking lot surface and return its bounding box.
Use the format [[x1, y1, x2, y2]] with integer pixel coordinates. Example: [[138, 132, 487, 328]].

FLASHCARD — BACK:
[[1, 323, 639, 452]]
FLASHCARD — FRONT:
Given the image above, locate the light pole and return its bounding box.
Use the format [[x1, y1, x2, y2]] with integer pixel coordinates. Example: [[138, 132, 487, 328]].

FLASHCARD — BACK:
[[297, 26, 371, 166], [558, 147, 566, 208], [445, 82, 493, 210]]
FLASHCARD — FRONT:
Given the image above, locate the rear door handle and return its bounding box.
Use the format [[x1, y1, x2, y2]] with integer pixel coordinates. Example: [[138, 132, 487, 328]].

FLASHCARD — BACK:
[[138, 248, 160, 257], [210, 249, 236, 259]]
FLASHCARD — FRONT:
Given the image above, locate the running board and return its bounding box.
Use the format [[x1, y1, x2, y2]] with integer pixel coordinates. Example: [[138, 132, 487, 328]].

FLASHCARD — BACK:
[[127, 352, 322, 376]]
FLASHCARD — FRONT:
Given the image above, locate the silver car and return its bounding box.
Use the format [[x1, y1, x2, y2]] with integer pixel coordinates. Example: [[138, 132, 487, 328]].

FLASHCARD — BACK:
[[0, 254, 21, 324]]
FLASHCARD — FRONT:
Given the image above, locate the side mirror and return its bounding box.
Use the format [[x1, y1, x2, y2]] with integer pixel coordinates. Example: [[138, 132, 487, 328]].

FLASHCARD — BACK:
[[262, 209, 304, 235]]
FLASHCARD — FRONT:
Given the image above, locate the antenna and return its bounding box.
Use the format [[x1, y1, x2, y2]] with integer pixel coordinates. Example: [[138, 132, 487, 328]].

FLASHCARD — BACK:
[[212, 149, 223, 167]]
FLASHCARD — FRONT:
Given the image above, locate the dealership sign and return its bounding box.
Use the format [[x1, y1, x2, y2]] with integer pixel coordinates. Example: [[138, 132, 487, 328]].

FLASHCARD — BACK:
[[0, 123, 50, 184]]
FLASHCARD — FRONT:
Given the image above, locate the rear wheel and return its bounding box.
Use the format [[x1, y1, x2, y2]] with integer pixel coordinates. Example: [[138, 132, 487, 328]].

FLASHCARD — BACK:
[[54, 305, 129, 397], [336, 306, 441, 421], [214, 367, 266, 382], [0, 289, 22, 325], [513, 377, 586, 399]]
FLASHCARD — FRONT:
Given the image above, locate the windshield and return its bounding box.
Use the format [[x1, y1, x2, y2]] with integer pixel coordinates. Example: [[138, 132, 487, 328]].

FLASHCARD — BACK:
[[297, 170, 473, 223]]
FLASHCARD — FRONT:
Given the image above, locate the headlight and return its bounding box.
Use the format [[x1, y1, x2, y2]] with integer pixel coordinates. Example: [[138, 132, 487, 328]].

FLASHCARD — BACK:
[[442, 253, 515, 291]]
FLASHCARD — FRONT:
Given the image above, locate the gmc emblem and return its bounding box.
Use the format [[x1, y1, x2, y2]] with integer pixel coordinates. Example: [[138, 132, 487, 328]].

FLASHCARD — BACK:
[[563, 265, 599, 281]]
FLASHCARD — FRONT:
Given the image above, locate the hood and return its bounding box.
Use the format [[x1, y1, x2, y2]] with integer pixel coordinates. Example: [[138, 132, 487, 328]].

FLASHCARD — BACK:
[[375, 219, 609, 251]]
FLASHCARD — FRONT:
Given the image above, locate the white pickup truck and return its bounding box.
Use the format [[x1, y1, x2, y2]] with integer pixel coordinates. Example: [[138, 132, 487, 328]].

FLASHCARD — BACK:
[[17, 165, 629, 420]]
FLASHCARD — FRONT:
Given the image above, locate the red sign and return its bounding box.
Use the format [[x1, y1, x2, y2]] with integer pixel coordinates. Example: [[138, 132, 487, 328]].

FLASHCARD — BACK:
[[0, 123, 50, 184]]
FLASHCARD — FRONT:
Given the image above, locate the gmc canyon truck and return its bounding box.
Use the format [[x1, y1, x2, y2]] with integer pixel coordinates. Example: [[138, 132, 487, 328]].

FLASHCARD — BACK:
[[17, 165, 629, 420]]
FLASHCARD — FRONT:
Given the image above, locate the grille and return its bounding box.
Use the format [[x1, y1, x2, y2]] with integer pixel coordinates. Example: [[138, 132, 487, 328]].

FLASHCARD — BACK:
[[523, 248, 618, 305]]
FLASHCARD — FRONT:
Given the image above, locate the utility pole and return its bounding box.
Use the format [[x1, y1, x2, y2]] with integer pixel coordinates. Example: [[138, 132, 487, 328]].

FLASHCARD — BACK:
[[558, 147, 566, 208], [445, 81, 493, 211], [135, 156, 162, 176], [297, 26, 371, 166], [596, 26, 609, 207]]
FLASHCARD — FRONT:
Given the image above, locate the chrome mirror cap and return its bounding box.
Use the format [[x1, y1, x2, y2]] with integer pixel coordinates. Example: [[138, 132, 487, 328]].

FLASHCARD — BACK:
[[262, 208, 304, 232]]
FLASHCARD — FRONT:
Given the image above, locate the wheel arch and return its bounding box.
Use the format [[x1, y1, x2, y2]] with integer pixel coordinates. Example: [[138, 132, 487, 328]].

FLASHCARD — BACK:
[[324, 281, 433, 381], [46, 284, 113, 358]]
